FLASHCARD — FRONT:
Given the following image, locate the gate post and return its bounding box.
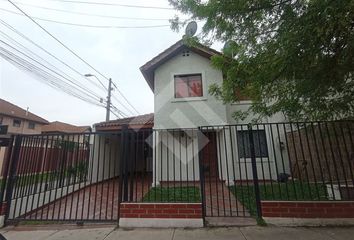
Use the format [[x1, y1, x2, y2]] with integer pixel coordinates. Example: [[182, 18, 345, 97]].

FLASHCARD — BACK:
[[4, 135, 22, 221], [117, 125, 128, 224], [197, 128, 207, 226], [119, 125, 129, 203], [0, 135, 14, 226], [247, 124, 263, 219]]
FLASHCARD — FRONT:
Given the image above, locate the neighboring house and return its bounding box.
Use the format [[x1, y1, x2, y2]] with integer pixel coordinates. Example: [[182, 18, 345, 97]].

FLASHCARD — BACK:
[[42, 121, 91, 134], [94, 40, 289, 186], [0, 98, 49, 176], [42, 121, 91, 149], [0, 98, 49, 135]]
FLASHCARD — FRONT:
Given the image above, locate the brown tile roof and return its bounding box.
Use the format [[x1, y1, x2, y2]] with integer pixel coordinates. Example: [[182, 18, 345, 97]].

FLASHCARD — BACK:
[[0, 98, 49, 124], [94, 113, 154, 131], [140, 39, 222, 91], [42, 121, 91, 133]]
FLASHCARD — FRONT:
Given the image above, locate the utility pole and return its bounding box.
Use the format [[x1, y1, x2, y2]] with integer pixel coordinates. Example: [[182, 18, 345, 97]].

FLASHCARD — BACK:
[[84, 74, 113, 121], [106, 78, 112, 121]]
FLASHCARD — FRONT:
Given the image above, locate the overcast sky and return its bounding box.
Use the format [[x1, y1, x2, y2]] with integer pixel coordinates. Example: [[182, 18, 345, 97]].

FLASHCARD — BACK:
[[0, 0, 221, 126]]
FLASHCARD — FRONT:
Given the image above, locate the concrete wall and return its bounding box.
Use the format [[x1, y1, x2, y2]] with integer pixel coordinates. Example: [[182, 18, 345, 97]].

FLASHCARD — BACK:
[[151, 48, 289, 183], [153, 127, 289, 184], [214, 128, 275, 183], [89, 134, 121, 183], [154, 51, 228, 129], [153, 130, 200, 184], [211, 126, 286, 183]]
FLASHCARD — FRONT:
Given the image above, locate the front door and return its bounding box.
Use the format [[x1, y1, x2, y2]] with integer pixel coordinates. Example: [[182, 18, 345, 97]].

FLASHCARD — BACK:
[[201, 131, 218, 178]]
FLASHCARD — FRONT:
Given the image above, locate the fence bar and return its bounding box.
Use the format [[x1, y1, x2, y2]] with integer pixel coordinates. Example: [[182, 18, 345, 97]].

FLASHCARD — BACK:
[[197, 128, 207, 226], [4, 135, 22, 220], [1, 121, 352, 224], [247, 124, 262, 219]]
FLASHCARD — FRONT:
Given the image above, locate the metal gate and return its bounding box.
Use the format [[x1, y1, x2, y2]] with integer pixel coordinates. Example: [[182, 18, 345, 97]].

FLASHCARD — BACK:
[[199, 121, 354, 218], [1, 132, 124, 223], [1, 121, 352, 224], [198, 125, 261, 218]]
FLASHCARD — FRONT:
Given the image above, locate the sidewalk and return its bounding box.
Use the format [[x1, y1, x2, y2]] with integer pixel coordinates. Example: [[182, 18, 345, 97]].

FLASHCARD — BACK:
[[1, 225, 354, 240]]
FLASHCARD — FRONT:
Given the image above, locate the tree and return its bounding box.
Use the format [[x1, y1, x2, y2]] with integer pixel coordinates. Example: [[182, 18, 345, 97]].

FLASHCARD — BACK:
[[169, 0, 354, 121]]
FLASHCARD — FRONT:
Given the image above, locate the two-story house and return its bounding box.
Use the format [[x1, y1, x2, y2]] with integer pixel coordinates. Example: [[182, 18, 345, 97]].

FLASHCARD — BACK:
[[0, 98, 49, 135], [95, 40, 288, 186], [140, 40, 288, 185], [0, 98, 49, 175]]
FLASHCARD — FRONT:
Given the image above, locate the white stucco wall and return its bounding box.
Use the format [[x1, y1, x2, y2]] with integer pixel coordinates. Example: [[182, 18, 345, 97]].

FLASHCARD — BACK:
[[153, 130, 200, 184], [151, 47, 289, 182], [89, 134, 121, 183], [214, 126, 291, 183], [154, 51, 228, 129]]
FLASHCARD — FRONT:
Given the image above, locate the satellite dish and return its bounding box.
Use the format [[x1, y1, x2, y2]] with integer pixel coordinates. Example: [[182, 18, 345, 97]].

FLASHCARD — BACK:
[[223, 41, 233, 51], [185, 21, 198, 37], [223, 40, 236, 58]]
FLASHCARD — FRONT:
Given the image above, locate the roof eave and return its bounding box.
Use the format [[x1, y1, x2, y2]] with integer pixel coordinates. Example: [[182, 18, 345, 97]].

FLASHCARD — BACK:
[[139, 40, 221, 93], [0, 113, 49, 124]]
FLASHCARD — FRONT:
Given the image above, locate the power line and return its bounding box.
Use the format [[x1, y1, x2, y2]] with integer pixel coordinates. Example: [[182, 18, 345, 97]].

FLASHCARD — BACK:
[[0, 33, 105, 102], [0, 39, 103, 103], [0, 19, 107, 92], [110, 109, 120, 119], [111, 95, 136, 116], [0, 20, 133, 118], [0, 46, 105, 107], [6, 0, 141, 116], [37, 0, 174, 10], [110, 104, 128, 118], [8, 2, 178, 21], [6, 0, 110, 89], [0, 7, 171, 28], [0, 44, 128, 116]]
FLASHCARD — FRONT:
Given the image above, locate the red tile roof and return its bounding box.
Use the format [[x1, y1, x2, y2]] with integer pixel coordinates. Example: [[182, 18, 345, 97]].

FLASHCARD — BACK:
[[0, 98, 49, 124], [42, 121, 91, 133], [94, 113, 154, 131]]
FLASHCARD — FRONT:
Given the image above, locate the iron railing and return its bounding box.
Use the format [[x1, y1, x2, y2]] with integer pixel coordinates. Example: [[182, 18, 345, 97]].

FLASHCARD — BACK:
[[0, 121, 352, 223], [200, 121, 354, 217]]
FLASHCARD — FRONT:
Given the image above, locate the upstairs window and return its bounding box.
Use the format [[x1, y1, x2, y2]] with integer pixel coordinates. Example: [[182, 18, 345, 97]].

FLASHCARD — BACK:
[[13, 119, 21, 128], [28, 122, 35, 129], [235, 89, 251, 101], [174, 74, 203, 98]]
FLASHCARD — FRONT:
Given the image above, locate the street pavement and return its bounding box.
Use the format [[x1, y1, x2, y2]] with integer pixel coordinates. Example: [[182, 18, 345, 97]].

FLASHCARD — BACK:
[[1, 225, 354, 240]]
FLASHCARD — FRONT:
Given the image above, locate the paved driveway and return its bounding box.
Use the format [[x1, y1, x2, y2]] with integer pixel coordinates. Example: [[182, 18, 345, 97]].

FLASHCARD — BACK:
[[1, 225, 354, 240]]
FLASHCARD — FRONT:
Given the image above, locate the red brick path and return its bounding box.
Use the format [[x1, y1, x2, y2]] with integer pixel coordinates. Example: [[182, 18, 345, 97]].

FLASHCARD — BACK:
[[204, 180, 250, 217], [23, 177, 249, 220], [25, 177, 152, 221]]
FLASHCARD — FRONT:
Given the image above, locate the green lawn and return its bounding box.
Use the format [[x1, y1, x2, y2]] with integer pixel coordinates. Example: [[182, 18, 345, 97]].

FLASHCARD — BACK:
[[230, 181, 328, 216], [143, 186, 201, 203]]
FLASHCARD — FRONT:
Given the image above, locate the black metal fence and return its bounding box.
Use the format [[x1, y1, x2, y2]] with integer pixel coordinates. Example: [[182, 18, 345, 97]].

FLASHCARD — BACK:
[[122, 128, 201, 204], [0, 121, 353, 223], [0, 132, 124, 222], [199, 121, 354, 217]]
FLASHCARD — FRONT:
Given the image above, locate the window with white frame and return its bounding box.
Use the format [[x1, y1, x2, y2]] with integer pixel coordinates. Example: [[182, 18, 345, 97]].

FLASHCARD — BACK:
[[174, 74, 203, 98]]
